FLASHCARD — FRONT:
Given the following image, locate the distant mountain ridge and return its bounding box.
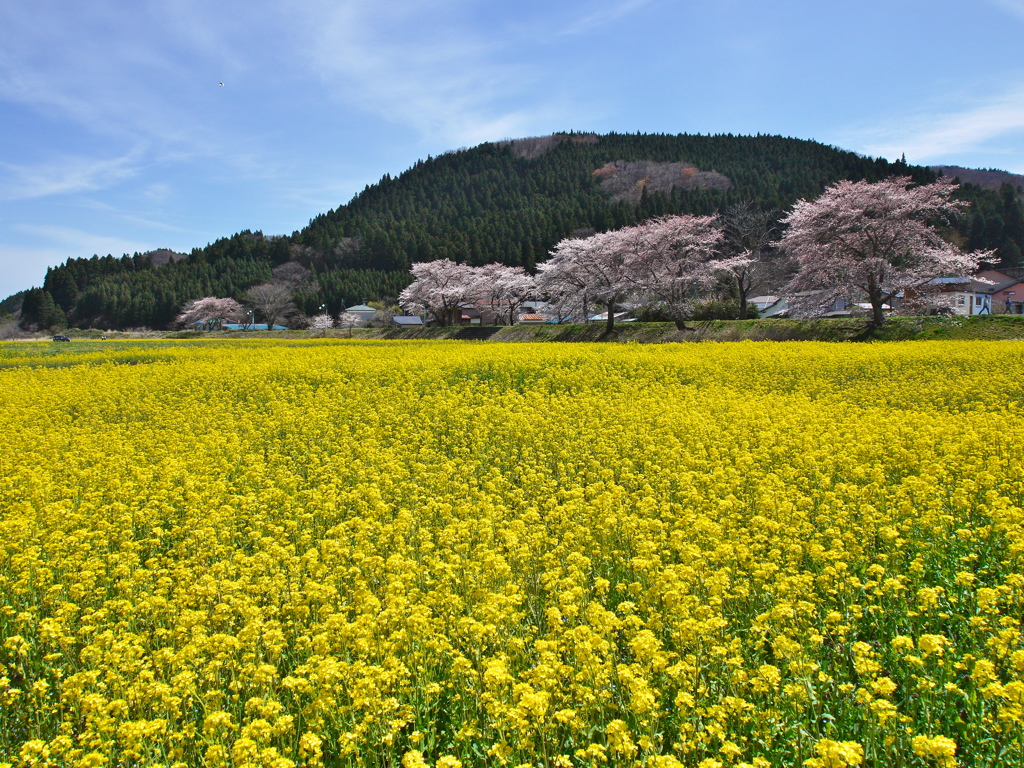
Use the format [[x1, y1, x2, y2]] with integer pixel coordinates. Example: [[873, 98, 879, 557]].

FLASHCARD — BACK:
[[10, 132, 1024, 330]]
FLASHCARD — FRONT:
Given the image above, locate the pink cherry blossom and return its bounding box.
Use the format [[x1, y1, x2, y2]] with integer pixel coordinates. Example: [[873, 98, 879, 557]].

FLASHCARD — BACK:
[[539, 215, 740, 331], [780, 176, 992, 326], [175, 296, 246, 329], [399, 259, 478, 326]]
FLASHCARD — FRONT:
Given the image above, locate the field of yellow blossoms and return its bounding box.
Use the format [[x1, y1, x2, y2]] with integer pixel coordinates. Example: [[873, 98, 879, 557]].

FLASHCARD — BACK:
[[1, 338, 1023, 768]]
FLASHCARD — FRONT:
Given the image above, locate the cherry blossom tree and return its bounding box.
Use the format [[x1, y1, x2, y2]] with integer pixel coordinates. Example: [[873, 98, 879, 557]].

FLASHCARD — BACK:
[[625, 215, 739, 328], [538, 215, 740, 333], [336, 311, 362, 336], [175, 297, 245, 329], [780, 176, 991, 327], [472, 264, 536, 324], [535, 250, 591, 324], [308, 313, 334, 332], [537, 230, 635, 334], [399, 259, 477, 326]]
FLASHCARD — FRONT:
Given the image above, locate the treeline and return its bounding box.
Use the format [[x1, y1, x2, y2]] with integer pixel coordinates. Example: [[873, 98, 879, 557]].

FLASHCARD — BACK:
[[25, 233, 408, 330], [13, 132, 1024, 330], [962, 182, 1024, 264]]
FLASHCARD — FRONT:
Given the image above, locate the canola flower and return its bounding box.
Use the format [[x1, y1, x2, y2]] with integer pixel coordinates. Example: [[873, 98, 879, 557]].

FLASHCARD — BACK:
[[0, 338, 1023, 768]]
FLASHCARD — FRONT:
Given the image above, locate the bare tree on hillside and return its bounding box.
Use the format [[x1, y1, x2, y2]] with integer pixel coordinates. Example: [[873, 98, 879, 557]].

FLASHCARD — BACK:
[[721, 202, 787, 319], [367, 301, 400, 327], [272, 261, 313, 290], [244, 283, 295, 330]]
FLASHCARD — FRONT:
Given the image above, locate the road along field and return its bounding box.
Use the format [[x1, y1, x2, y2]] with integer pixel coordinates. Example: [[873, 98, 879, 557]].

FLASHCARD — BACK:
[[1, 339, 1022, 768]]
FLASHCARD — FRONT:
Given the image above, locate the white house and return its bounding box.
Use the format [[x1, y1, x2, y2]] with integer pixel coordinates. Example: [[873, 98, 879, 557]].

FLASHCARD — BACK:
[[345, 304, 378, 325], [749, 295, 785, 317], [929, 277, 992, 315]]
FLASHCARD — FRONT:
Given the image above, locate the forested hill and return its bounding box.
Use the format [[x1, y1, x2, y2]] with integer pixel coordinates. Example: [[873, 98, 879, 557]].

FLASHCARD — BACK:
[[13, 132, 1024, 330], [297, 133, 932, 272]]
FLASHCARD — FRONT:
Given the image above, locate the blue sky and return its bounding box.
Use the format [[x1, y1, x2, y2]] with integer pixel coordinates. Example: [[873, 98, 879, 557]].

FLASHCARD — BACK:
[[2, 0, 1024, 299]]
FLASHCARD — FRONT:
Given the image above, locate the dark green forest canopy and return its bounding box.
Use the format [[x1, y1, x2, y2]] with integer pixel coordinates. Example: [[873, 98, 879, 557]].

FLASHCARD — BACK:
[[16, 132, 1024, 330]]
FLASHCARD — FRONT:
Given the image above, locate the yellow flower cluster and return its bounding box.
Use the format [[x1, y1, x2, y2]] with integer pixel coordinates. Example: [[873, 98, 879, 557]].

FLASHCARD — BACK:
[[1, 338, 1023, 767], [804, 739, 863, 768], [911, 735, 958, 767]]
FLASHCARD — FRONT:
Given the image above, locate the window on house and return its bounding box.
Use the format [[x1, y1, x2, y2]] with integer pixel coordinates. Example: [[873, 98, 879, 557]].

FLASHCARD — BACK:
[[976, 296, 983, 306], [957, 296, 965, 305]]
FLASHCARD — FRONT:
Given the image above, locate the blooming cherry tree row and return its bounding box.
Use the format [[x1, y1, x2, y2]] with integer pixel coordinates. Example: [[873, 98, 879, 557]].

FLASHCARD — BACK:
[[399, 261, 535, 326], [400, 216, 746, 330], [538, 215, 747, 332], [400, 177, 991, 330]]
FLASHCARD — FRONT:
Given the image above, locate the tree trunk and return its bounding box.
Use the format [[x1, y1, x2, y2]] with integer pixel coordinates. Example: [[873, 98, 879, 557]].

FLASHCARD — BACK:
[[739, 293, 748, 320], [604, 301, 615, 335], [867, 273, 886, 328], [872, 301, 885, 328]]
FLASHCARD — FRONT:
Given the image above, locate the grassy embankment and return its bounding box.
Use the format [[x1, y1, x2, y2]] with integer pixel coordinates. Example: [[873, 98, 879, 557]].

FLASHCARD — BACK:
[[13, 314, 1024, 344]]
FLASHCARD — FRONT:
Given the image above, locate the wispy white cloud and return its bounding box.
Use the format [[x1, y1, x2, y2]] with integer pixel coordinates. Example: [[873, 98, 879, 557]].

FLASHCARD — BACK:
[[297, 0, 588, 146], [13, 223, 152, 256], [141, 183, 173, 205], [0, 0, 278, 184], [0, 3, 184, 142], [854, 83, 1024, 169], [987, 0, 1024, 21], [77, 197, 196, 234], [0, 150, 145, 200], [563, 0, 655, 35], [0, 0, 597, 173]]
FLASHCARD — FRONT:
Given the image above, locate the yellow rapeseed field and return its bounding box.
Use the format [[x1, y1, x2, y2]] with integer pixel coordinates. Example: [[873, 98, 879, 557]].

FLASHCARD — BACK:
[[1, 339, 1022, 768]]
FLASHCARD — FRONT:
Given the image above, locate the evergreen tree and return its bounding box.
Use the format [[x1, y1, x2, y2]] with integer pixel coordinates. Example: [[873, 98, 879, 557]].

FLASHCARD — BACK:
[[19, 289, 64, 330]]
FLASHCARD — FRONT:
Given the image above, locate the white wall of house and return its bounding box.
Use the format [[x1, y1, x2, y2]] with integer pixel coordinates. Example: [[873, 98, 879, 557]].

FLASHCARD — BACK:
[[346, 310, 377, 324], [951, 292, 991, 315]]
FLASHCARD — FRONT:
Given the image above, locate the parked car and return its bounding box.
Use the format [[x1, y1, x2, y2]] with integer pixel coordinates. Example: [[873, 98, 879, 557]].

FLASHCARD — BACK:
[[52, 335, 70, 342]]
